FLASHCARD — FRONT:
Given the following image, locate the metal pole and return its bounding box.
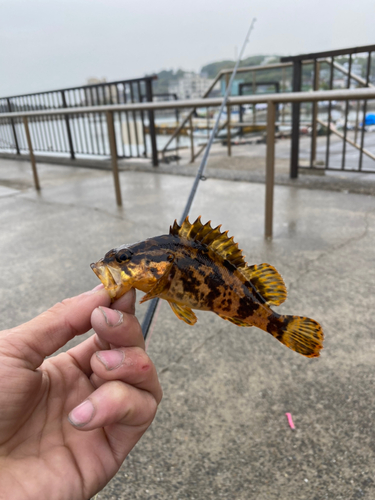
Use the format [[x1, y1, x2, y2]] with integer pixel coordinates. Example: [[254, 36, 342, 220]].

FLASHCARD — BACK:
[[142, 18, 257, 340], [290, 60, 302, 178], [239, 83, 244, 134], [359, 51, 372, 171], [310, 60, 320, 167], [354, 100, 360, 144], [7, 98, 20, 154], [325, 57, 334, 170], [226, 73, 232, 156], [61, 91, 75, 159], [106, 111, 122, 206], [252, 70, 257, 125], [281, 67, 286, 124], [265, 102, 276, 239], [341, 54, 352, 170], [145, 79, 158, 166], [23, 117, 40, 190], [189, 115, 195, 163]]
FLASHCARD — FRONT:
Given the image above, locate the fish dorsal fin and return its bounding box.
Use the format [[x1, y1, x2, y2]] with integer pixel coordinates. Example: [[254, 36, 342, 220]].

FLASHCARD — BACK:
[[239, 263, 287, 306], [170, 216, 246, 268]]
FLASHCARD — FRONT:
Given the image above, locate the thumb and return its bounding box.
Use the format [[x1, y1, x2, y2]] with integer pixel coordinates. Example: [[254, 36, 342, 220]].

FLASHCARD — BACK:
[[0, 286, 111, 370]]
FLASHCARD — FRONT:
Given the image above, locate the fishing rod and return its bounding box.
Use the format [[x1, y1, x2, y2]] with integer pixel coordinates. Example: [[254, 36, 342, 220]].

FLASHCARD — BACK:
[[142, 18, 256, 341]]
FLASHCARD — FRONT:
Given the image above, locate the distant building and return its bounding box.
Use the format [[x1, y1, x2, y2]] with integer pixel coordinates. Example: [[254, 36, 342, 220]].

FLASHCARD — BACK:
[[334, 78, 346, 88], [169, 72, 214, 99], [86, 77, 107, 85], [84, 77, 118, 105]]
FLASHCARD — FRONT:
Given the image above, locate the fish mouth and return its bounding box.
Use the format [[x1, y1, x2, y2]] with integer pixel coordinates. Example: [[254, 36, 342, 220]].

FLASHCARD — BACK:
[[90, 260, 132, 300]]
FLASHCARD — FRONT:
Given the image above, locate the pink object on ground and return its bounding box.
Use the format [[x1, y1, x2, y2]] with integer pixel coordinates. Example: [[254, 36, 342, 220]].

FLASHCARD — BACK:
[[285, 412, 295, 430]]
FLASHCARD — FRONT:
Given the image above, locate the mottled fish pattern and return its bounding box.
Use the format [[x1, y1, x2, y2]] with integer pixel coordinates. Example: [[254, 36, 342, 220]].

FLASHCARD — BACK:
[[91, 217, 324, 357]]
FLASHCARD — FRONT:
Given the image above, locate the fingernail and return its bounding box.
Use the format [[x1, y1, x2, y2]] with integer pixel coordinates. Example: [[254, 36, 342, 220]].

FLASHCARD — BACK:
[[68, 400, 95, 427], [85, 284, 104, 295], [96, 349, 124, 370], [99, 306, 123, 327]]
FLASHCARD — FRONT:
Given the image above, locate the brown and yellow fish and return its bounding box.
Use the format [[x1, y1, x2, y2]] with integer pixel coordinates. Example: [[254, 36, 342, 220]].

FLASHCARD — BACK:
[[91, 217, 323, 358]]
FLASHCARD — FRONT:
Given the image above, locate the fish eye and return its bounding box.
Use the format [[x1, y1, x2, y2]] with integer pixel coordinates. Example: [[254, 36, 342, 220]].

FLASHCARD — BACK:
[[115, 249, 132, 263]]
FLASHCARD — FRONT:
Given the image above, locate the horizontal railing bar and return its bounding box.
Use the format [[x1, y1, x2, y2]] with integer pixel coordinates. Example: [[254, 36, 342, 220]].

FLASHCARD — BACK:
[[281, 43, 375, 62], [217, 57, 342, 75], [1, 88, 375, 119], [218, 62, 293, 75], [0, 76, 157, 101]]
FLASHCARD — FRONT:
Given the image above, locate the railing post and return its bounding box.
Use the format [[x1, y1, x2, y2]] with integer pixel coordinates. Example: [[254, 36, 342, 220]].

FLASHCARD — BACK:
[[281, 67, 286, 124], [61, 91, 75, 159], [265, 101, 276, 239], [310, 60, 320, 167], [23, 117, 40, 191], [341, 54, 352, 170], [106, 111, 122, 207], [7, 98, 20, 154], [354, 100, 360, 144], [225, 73, 231, 156], [252, 70, 257, 125], [290, 60, 302, 178], [145, 79, 158, 166], [189, 115, 195, 163], [358, 51, 372, 171]]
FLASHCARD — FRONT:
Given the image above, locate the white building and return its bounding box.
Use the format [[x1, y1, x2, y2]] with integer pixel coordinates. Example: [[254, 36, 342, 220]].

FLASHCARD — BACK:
[[169, 72, 214, 99]]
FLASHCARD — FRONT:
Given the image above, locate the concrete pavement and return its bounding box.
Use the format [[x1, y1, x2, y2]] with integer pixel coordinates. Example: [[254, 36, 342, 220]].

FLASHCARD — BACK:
[[1, 158, 375, 499]]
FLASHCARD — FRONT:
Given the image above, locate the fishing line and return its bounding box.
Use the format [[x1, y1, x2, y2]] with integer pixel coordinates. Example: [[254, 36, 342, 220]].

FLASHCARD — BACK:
[[142, 18, 256, 341], [88, 17, 256, 500]]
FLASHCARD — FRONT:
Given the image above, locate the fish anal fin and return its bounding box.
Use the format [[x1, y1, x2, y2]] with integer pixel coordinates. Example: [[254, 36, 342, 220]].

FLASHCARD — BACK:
[[169, 302, 197, 325], [218, 314, 252, 328], [241, 263, 287, 306], [139, 261, 174, 304], [169, 216, 247, 268]]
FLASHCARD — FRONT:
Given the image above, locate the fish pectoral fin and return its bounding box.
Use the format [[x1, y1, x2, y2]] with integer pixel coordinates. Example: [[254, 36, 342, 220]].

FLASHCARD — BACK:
[[139, 261, 174, 304], [240, 263, 287, 306], [217, 314, 252, 327], [169, 302, 197, 325]]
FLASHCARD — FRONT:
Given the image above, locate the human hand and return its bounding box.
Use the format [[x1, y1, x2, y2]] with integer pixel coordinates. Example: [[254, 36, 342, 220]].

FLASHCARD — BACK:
[[0, 285, 162, 500]]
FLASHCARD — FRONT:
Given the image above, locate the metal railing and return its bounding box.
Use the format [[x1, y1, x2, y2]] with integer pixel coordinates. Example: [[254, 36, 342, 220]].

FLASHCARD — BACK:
[[281, 44, 375, 177], [0, 76, 159, 166], [3, 49, 375, 175], [159, 47, 375, 175], [1, 87, 375, 238]]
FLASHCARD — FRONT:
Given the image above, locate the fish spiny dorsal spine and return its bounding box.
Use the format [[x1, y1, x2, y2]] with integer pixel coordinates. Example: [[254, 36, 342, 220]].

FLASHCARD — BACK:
[[169, 216, 247, 269]]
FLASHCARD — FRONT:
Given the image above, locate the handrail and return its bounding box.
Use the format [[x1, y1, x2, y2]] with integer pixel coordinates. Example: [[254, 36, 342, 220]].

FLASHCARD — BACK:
[[1, 87, 375, 120], [3, 87, 375, 240]]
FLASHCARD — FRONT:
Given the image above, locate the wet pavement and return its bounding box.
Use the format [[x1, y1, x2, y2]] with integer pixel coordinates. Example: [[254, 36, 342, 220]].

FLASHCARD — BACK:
[[1, 157, 375, 499]]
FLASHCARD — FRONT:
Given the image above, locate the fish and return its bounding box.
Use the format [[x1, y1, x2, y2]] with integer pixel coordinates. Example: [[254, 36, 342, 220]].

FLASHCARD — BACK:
[[91, 216, 323, 358]]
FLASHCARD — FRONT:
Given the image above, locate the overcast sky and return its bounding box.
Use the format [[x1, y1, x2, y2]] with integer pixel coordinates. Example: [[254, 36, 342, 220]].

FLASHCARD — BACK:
[[1, 0, 375, 96]]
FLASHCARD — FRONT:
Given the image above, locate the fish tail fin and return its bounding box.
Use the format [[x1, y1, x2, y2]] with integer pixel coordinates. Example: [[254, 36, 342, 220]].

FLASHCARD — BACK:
[[272, 315, 324, 358]]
